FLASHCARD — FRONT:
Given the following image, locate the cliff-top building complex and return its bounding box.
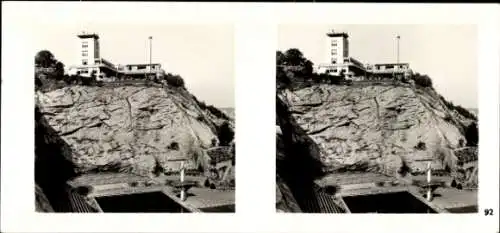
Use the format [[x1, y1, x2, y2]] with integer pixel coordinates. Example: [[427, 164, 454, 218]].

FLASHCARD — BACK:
[[317, 29, 413, 81], [67, 32, 166, 81]]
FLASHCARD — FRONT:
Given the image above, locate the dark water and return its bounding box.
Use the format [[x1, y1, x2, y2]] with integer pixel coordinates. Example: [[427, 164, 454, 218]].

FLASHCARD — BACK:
[[199, 204, 235, 213], [446, 205, 478, 213], [96, 191, 191, 213], [342, 191, 437, 213]]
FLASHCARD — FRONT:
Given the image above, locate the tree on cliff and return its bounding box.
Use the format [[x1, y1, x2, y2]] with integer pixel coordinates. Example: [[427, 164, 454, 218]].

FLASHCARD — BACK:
[[54, 61, 65, 78], [276, 51, 290, 88], [217, 121, 234, 146], [277, 49, 314, 77], [465, 122, 478, 147], [35, 50, 56, 68], [276, 51, 286, 66], [284, 49, 303, 66], [35, 50, 65, 79], [164, 73, 185, 88], [413, 73, 433, 88], [277, 67, 290, 86]]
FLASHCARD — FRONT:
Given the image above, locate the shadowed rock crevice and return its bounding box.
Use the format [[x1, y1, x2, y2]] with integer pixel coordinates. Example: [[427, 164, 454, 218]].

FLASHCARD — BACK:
[[277, 95, 342, 212], [35, 105, 80, 212]]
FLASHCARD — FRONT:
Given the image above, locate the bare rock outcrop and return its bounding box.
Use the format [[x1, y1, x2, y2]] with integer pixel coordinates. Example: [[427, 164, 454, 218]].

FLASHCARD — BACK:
[[276, 175, 302, 212], [35, 184, 55, 212], [36, 85, 232, 177], [278, 84, 476, 176], [275, 96, 330, 212]]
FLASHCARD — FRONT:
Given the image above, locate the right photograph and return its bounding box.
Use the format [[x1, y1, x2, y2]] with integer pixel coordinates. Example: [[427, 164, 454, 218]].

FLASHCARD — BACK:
[[276, 24, 479, 213]]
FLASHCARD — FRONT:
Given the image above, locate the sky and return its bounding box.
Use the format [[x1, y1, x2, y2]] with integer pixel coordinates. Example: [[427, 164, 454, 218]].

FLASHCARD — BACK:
[[278, 24, 478, 109], [30, 23, 235, 108]]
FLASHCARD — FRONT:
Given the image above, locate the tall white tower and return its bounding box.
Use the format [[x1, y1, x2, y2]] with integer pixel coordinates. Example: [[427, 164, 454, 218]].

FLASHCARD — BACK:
[[77, 32, 100, 66], [326, 30, 349, 64]]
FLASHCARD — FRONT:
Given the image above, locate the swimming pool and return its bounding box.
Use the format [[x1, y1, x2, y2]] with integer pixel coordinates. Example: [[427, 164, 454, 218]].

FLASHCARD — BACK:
[[342, 191, 438, 213], [95, 191, 192, 213]]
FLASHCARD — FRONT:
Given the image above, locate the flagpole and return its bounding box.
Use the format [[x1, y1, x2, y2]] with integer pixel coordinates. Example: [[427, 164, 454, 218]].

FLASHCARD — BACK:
[[149, 36, 152, 80], [396, 35, 400, 64]]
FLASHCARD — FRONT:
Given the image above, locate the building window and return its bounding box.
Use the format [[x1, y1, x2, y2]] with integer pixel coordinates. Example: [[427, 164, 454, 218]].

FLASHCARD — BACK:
[[82, 60, 88, 65], [82, 44, 88, 48], [82, 51, 88, 57]]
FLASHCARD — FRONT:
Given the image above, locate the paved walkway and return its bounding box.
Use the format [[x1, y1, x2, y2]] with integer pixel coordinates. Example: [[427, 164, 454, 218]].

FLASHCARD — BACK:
[[323, 173, 477, 213], [68, 173, 235, 212]]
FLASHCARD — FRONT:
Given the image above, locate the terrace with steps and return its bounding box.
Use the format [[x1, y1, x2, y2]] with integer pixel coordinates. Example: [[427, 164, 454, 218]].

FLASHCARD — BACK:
[[68, 172, 235, 213], [313, 171, 477, 213]]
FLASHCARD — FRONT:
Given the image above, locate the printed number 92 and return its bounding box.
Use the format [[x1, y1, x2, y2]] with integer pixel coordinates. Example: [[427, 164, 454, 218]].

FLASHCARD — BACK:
[[484, 208, 493, 216]]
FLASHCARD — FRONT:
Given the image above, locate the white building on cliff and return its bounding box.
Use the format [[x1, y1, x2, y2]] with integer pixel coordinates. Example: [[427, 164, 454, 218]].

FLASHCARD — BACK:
[[317, 29, 413, 81], [67, 32, 165, 81]]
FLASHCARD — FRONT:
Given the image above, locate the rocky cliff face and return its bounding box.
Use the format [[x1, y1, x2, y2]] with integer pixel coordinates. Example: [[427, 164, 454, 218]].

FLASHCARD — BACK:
[[36, 85, 233, 177], [35, 184, 55, 212], [276, 95, 329, 212], [35, 104, 80, 211], [277, 83, 477, 176]]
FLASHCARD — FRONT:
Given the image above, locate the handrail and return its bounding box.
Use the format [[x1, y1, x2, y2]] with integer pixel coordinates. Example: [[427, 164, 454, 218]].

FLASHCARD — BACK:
[[337, 196, 351, 213]]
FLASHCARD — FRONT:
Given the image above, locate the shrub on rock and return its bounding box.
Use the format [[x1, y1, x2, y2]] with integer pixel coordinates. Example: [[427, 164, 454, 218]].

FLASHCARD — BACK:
[[217, 121, 234, 146], [165, 73, 185, 87], [413, 73, 433, 88], [465, 122, 478, 147]]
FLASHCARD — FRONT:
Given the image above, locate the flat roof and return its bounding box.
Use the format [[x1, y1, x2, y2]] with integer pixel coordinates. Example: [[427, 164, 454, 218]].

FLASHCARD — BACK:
[[77, 33, 100, 39], [327, 32, 349, 38], [372, 63, 410, 66], [123, 63, 161, 66]]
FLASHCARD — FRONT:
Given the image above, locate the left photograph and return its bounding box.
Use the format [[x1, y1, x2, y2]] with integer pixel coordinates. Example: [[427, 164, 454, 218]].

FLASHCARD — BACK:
[[34, 24, 235, 213]]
